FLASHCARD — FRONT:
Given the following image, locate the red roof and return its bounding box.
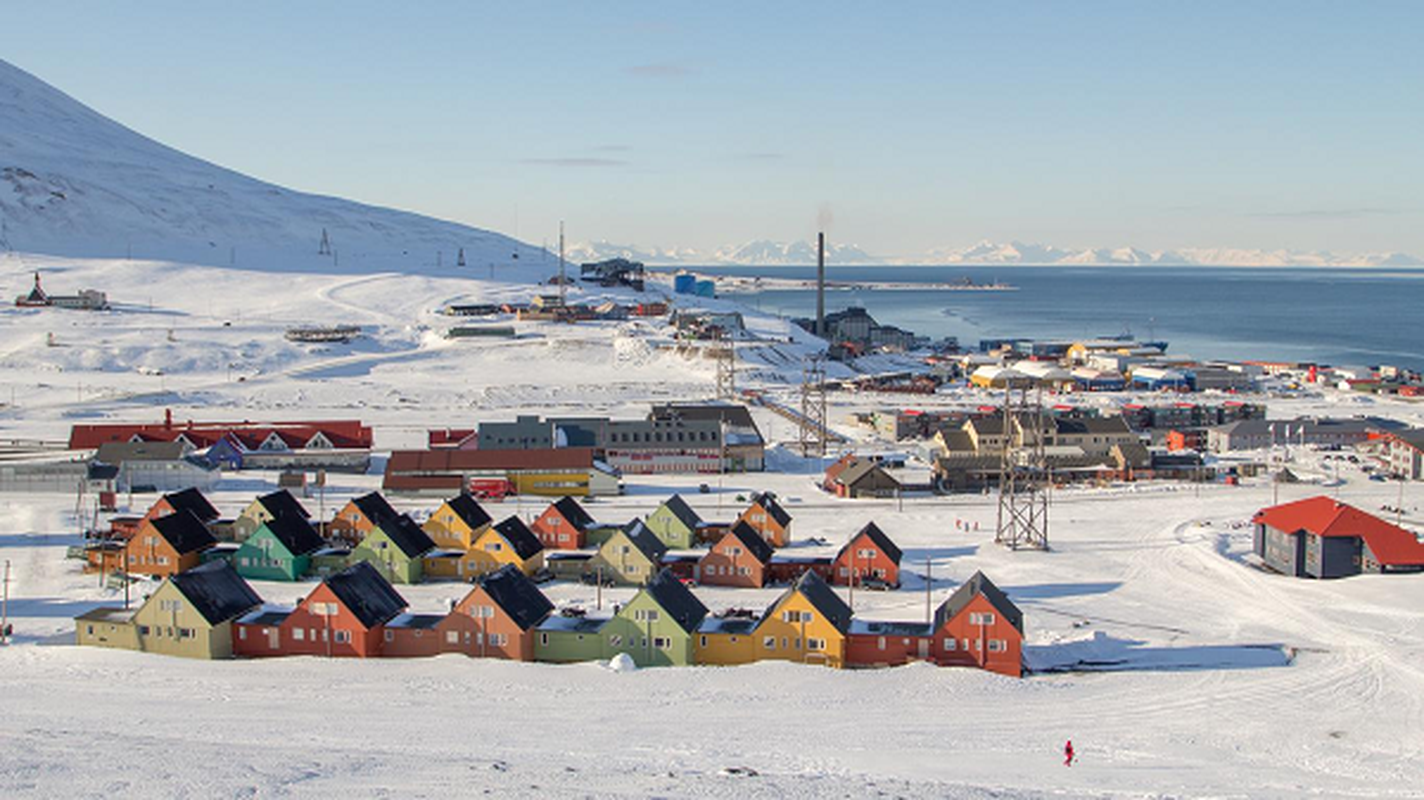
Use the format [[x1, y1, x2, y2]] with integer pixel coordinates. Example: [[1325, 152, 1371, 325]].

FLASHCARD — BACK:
[[427, 428, 476, 448], [70, 419, 372, 450], [1253, 496, 1424, 567]]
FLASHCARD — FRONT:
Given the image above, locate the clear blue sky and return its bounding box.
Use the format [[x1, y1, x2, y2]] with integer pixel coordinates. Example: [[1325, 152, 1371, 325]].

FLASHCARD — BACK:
[[7, 1, 1423, 257]]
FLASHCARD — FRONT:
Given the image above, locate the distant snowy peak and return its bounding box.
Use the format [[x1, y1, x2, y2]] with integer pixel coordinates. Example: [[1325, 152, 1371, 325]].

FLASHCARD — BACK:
[[568, 238, 875, 266], [0, 58, 534, 274]]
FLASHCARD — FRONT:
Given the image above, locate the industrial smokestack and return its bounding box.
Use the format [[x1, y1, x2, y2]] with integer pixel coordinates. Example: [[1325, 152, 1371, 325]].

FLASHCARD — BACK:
[[816, 231, 826, 338]]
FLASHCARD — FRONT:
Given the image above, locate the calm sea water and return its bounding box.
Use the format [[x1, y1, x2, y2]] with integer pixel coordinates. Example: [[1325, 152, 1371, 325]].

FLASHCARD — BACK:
[[666, 265, 1424, 371]]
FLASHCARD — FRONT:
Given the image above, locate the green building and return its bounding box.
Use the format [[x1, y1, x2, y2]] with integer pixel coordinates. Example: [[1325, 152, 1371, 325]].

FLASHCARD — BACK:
[[601, 568, 709, 667], [232, 515, 326, 581], [349, 515, 437, 584], [644, 494, 703, 549], [592, 520, 668, 586]]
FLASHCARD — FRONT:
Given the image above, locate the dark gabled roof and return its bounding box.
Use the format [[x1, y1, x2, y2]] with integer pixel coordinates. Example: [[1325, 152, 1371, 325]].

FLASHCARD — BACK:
[[618, 518, 669, 562], [149, 509, 217, 555], [322, 561, 408, 628], [1055, 416, 1132, 436], [475, 564, 554, 631], [748, 492, 791, 528], [724, 521, 774, 564], [934, 571, 1023, 635], [160, 488, 219, 522], [168, 561, 262, 626], [642, 568, 709, 634], [373, 514, 437, 559], [764, 570, 852, 634], [835, 459, 901, 488], [259, 514, 325, 558], [351, 491, 398, 525], [256, 489, 310, 521], [840, 521, 903, 565], [659, 494, 702, 531], [445, 493, 493, 531], [493, 516, 544, 561], [552, 496, 596, 530]]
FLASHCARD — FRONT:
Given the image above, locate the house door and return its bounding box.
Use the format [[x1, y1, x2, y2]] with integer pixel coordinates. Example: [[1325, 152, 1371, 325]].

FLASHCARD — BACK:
[[917, 639, 929, 660], [267, 628, 280, 650]]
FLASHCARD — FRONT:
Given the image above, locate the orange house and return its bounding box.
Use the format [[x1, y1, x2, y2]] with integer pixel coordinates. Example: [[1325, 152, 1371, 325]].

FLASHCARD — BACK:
[[328, 491, 398, 547], [234, 561, 408, 659], [436, 564, 554, 661], [737, 492, 792, 547], [123, 509, 217, 578], [697, 522, 774, 588], [530, 496, 596, 550], [143, 487, 220, 525], [831, 522, 902, 588]]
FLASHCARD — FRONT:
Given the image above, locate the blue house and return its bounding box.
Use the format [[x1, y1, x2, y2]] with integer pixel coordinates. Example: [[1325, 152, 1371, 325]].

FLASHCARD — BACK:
[[233, 515, 326, 581]]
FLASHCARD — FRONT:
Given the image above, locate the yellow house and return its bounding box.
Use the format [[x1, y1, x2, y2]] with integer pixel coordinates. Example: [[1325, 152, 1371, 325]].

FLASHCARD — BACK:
[[422, 494, 492, 551], [694, 616, 759, 666], [752, 571, 853, 668], [232, 489, 311, 542], [426, 516, 545, 580], [74, 561, 262, 659]]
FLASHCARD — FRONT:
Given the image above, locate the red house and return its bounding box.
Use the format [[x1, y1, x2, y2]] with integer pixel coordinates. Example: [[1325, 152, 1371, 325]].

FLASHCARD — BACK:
[[435, 564, 555, 660], [847, 571, 1024, 677], [831, 522, 902, 588], [737, 492, 792, 547], [697, 521, 775, 588], [234, 561, 407, 658], [530, 496, 596, 550], [144, 488, 220, 525]]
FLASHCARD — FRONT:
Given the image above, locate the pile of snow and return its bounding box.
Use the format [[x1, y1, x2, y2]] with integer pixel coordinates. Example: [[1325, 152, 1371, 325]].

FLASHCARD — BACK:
[[605, 652, 638, 673]]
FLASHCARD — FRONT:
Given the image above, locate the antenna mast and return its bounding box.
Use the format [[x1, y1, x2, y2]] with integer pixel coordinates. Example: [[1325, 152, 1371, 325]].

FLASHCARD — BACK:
[[558, 221, 567, 306], [995, 384, 1050, 551], [318, 228, 332, 256]]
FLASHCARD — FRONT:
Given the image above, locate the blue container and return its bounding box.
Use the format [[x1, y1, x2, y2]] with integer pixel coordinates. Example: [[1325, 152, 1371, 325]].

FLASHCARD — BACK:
[[673, 274, 696, 294], [694, 279, 716, 298]]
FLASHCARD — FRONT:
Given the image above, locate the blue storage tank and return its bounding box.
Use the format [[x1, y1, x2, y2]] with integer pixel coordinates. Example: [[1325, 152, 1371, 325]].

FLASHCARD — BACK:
[[673, 273, 696, 294], [694, 279, 716, 298]]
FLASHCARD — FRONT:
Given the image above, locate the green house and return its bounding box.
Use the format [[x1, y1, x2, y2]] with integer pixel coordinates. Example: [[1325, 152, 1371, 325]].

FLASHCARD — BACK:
[[592, 520, 668, 586], [233, 515, 326, 581], [349, 514, 437, 584], [535, 614, 610, 663], [645, 494, 703, 549], [601, 568, 709, 667]]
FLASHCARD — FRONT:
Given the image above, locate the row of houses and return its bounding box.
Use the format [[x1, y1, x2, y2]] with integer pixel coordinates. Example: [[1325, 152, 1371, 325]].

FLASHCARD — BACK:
[[76, 560, 1025, 676]]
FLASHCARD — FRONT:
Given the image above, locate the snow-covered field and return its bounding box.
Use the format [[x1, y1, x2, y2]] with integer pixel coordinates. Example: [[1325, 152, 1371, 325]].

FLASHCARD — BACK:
[[0, 251, 1422, 798]]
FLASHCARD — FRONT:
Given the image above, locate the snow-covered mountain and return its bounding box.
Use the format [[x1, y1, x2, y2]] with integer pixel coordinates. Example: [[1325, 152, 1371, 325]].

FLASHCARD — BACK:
[[573, 235, 1423, 268], [0, 59, 536, 275]]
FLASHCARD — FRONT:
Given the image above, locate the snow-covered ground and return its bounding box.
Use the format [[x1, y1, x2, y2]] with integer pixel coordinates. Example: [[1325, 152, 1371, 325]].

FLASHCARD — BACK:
[[0, 251, 1422, 797]]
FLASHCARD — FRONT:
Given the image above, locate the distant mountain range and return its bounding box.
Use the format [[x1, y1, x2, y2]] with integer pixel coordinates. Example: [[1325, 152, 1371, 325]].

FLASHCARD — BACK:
[[568, 238, 1424, 268]]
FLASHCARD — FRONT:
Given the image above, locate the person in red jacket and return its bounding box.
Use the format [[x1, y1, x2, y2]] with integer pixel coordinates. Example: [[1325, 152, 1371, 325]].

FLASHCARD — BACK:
[[1064, 740, 1075, 766]]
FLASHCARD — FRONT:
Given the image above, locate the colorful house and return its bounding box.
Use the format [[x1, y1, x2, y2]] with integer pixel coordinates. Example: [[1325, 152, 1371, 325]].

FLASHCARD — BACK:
[[436, 564, 554, 661], [234, 561, 407, 659], [592, 520, 668, 585], [349, 514, 438, 584], [645, 494, 702, 549], [601, 568, 709, 667], [232, 489, 311, 542], [694, 614, 760, 665], [535, 613, 611, 663], [123, 509, 217, 578], [831, 522, 903, 588], [924, 571, 1024, 677], [75, 560, 261, 659], [737, 492, 792, 547], [531, 496, 596, 550], [329, 491, 399, 547], [422, 493, 493, 551], [459, 516, 546, 578], [232, 514, 326, 581], [143, 487, 219, 525], [697, 521, 774, 588], [753, 571, 853, 668]]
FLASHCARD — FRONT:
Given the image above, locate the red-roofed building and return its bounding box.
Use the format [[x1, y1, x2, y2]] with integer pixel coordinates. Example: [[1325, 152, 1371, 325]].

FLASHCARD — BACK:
[[69, 412, 372, 472], [1252, 496, 1424, 578]]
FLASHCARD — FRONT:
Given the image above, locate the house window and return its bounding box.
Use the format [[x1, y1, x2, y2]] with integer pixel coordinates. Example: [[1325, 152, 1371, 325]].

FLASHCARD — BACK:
[[807, 638, 825, 651], [333, 630, 351, 644], [238, 628, 247, 640], [969, 612, 996, 626], [609, 635, 623, 647], [86, 625, 95, 635], [293, 628, 305, 641], [654, 637, 670, 648], [490, 633, 507, 647], [763, 636, 776, 650], [699, 635, 708, 647], [540, 633, 549, 646], [988, 639, 1006, 652], [384, 629, 394, 642], [138, 625, 150, 636], [486, 542, 503, 552], [177, 628, 194, 639], [943, 638, 957, 651], [446, 631, 459, 645]]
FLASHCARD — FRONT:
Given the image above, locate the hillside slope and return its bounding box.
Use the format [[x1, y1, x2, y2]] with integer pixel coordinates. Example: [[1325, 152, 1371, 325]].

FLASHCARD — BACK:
[[0, 59, 536, 275]]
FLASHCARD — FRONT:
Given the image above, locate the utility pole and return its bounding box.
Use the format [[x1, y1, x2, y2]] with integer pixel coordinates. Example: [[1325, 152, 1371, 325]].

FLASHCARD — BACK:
[[925, 557, 932, 626], [558, 221, 567, 308], [1, 560, 10, 645]]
